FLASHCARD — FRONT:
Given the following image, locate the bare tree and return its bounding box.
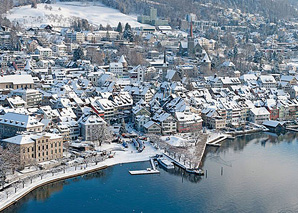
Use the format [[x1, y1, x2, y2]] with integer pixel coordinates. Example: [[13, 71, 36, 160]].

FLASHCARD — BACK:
[[0, 145, 20, 188], [86, 47, 104, 65], [91, 124, 113, 147]]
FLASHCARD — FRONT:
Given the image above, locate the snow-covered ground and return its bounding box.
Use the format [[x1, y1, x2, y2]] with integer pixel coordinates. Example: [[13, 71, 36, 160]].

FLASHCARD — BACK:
[[161, 136, 189, 147], [6, 2, 146, 28]]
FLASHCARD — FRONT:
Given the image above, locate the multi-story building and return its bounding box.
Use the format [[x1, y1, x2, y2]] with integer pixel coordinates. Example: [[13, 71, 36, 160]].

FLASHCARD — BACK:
[[0, 75, 34, 92], [0, 112, 44, 139], [258, 75, 277, 89], [79, 114, 106, 141], [175, 111, 202, 133], [2, 132, 63, 165], [249, 107, 270, 124], [109, 62, 123, 77], [35, 47, 53, 59], [76, 32, 85, 43], [153, 112, 177, 135], [11, 89, 42, 107]]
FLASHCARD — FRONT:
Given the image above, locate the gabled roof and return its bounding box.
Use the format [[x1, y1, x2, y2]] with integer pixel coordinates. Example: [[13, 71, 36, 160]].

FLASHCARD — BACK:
[[143, 120, 160, 129], [0, 112, 44, 128]]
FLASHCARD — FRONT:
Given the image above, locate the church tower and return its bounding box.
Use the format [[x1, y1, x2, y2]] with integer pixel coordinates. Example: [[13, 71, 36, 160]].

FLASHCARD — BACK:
[[162, 50, 168, 81], [187, 20, 195, 57]]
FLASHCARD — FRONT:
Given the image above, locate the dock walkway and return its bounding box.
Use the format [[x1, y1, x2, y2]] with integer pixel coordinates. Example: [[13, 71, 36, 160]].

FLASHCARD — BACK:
[[129, 159, 159, 175], [129, 170, 160, 175], [286, 127, 298, 132], [206, 135, 228, 147]]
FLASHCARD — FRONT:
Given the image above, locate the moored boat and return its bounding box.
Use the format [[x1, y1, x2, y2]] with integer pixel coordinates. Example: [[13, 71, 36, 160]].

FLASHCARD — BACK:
[[157, 157, 174, 169], [186, 168, 204, 176]]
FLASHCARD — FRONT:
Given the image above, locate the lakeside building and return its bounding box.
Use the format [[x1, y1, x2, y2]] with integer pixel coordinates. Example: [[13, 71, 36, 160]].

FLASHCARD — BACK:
[[0, 112, 44, 139], [79, 114, 106, 141], [2, 132, 63, 166]]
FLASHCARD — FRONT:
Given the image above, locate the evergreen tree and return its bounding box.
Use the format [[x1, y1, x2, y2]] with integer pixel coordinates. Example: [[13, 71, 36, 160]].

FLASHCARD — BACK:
[[123, 23, 134, 42], [124, 23, 131, 31], [233, 46, 238, 59], [116, 22, 123, 33], [73, 47, 84, 61]]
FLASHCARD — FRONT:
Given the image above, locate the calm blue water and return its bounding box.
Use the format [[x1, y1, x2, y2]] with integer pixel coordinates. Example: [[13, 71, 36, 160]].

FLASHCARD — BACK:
[[4, 132, 298, 213]]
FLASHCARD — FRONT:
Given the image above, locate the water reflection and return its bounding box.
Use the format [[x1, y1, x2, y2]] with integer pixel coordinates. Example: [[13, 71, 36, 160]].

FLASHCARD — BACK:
[[3, 168, 111, 213], [4, 181, 65, 213], [3, 132, 298, 213], [157, 165, 203, 183]]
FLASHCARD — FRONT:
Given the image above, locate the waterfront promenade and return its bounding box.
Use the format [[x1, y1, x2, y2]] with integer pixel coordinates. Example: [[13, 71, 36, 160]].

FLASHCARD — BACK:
[[0, 141, 161, 211]]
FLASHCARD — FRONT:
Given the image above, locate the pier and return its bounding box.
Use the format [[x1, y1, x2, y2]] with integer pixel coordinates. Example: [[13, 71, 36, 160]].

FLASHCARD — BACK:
[[129, 169, 160, 175], [286, 127, 298, 132], [129, 159, 160, 175], [206, 135, 228, 147], [163, 153, 203, 175]]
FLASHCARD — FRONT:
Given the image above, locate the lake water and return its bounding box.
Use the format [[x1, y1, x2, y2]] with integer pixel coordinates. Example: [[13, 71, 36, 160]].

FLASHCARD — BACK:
[[4, 132, 298, 213]]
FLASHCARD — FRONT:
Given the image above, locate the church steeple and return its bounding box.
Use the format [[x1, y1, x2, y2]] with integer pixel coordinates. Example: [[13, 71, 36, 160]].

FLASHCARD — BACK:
[[190, 19, 193, 38], [161, 50, 168, 81], [188, 18, 195, 57]]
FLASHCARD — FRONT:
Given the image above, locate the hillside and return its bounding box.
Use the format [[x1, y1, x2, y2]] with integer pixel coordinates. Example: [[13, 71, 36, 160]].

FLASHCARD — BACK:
[[94, 0, 298, 24], [6, 1, 146, 28]]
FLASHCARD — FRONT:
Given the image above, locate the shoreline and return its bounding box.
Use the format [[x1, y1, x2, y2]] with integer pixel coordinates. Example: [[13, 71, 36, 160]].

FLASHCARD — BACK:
[[1, 131, 262, 211], [0, 155, 153, 212]]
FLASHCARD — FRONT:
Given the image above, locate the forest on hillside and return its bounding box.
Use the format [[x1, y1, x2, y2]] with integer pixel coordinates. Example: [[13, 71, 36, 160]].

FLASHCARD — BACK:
[[0, 0, 297, 27], [92, 0, 298, 24]]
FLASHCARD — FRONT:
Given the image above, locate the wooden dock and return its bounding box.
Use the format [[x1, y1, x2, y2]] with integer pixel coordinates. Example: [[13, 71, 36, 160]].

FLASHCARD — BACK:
[[129, 169, 160, 175], [206, 134, 234, 147], [129, 159, 160, 175]]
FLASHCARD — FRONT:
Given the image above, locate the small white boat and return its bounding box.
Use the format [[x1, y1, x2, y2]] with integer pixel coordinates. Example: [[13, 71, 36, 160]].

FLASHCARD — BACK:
[[157, 157, 174, 169], [186, 169, 204, 176]]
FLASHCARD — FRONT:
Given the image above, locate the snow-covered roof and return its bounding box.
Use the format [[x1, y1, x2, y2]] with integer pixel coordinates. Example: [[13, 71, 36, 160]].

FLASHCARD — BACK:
[[259, 75, 276, 84], [262, 120, 285, 128], [0, 75, 34, 85], [3, 132, 62, 145], [250, 107, 270, 116], [2, 134, 34, 145], [0, 112, 44, 128]]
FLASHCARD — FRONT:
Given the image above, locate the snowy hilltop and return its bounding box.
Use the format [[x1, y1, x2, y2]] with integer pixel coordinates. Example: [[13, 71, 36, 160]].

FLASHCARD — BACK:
[[6, 1, 145, 28]]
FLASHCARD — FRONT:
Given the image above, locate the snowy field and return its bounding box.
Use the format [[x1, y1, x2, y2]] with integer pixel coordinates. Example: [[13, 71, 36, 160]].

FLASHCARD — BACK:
[[161, 136, 189, 147], [6, 2, 145, 28]]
